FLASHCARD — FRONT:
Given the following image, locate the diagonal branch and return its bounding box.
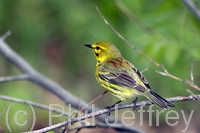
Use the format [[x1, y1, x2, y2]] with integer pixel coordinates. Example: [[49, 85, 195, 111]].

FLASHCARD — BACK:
[[183, 0, 200, 21], [0, 95, 69, 116], [156, 65, 200, 91], [95, 6, 200, 92], [0, 104, 10, 117], [95, 6, 160, 67], [0, 32, 116, 123]]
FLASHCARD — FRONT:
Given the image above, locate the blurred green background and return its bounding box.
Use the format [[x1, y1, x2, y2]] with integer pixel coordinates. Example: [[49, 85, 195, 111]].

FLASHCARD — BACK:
[[0, 0, 200, 133]]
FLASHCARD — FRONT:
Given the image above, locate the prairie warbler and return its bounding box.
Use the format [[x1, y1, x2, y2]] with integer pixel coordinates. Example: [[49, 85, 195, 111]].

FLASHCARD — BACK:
[[85, 41, 175, 109]]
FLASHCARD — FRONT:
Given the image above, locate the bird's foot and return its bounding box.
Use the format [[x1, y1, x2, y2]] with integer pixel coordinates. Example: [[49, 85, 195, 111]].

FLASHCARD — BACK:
[[104, 100, 122, 116], [104, 106, 112, 117], [132, 97, 138, 110]]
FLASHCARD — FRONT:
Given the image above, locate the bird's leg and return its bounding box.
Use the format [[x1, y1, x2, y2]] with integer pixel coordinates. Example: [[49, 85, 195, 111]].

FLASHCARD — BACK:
[[132, 97, 138, 110], [105, 100, 122, 116], [111, 100, 122, 108]]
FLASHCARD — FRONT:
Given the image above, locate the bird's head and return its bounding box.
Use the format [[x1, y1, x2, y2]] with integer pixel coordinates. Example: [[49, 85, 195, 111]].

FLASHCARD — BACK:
[[85, 41, 122, 63]]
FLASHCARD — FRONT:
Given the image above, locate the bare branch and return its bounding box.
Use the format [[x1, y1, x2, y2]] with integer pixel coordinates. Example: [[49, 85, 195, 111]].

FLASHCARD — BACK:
[[190, 59, 197, 83], [140, 68, 148, 73], [77, 91, 107, 113], [68, 123, 144, 133], [0, 104, 10, 117], [0, 75, 29, 83], [0, 33, 116, 123], [95, 6, 160, 67], [24, 94, 199, 133], [183, 0, 200, 21], [156, 65, 200, 91], [0, 31, 12, 41], [0, 95, 69, 116]]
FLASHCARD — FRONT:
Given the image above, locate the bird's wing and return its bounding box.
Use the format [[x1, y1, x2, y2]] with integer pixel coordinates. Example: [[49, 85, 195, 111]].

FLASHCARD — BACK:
[[98, 64, 146, 92], [132, 67, 151, 89]]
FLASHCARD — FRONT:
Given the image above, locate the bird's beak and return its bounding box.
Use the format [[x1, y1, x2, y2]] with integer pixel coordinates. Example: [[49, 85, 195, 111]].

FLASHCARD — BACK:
[[84, 44, 93, 49]]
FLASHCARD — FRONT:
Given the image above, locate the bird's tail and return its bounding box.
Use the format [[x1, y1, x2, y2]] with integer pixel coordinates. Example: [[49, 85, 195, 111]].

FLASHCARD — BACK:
[[143, 90, 175, 109]]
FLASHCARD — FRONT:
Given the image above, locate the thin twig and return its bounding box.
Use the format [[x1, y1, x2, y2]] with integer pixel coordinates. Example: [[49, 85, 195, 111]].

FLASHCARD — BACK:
[[61, 91, 108, 133], [190, 59, 197, 83], [78, 91, 107, 113], [140, 68, 148, 73], [0, 95, 69, 116], [0, 74, 29, 83], [156, 68, 200, 91], [95, 6, 200, 92], [24, 94, 200, 133], [0, 104, 10, 117], [1, 31, 11, 40], [95, 6, 160, 67]]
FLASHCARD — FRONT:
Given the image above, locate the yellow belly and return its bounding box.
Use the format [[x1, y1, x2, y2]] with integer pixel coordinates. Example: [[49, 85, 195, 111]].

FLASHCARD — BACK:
[[98, 78, 141, 101]]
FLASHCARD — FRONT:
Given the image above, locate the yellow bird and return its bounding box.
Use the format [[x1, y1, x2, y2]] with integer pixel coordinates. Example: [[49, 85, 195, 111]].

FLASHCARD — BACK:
[[85, 41, 175, 109]]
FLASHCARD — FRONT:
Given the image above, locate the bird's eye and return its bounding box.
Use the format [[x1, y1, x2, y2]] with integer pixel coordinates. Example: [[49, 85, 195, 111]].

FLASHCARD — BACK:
[[96, 46, 100, 50]]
